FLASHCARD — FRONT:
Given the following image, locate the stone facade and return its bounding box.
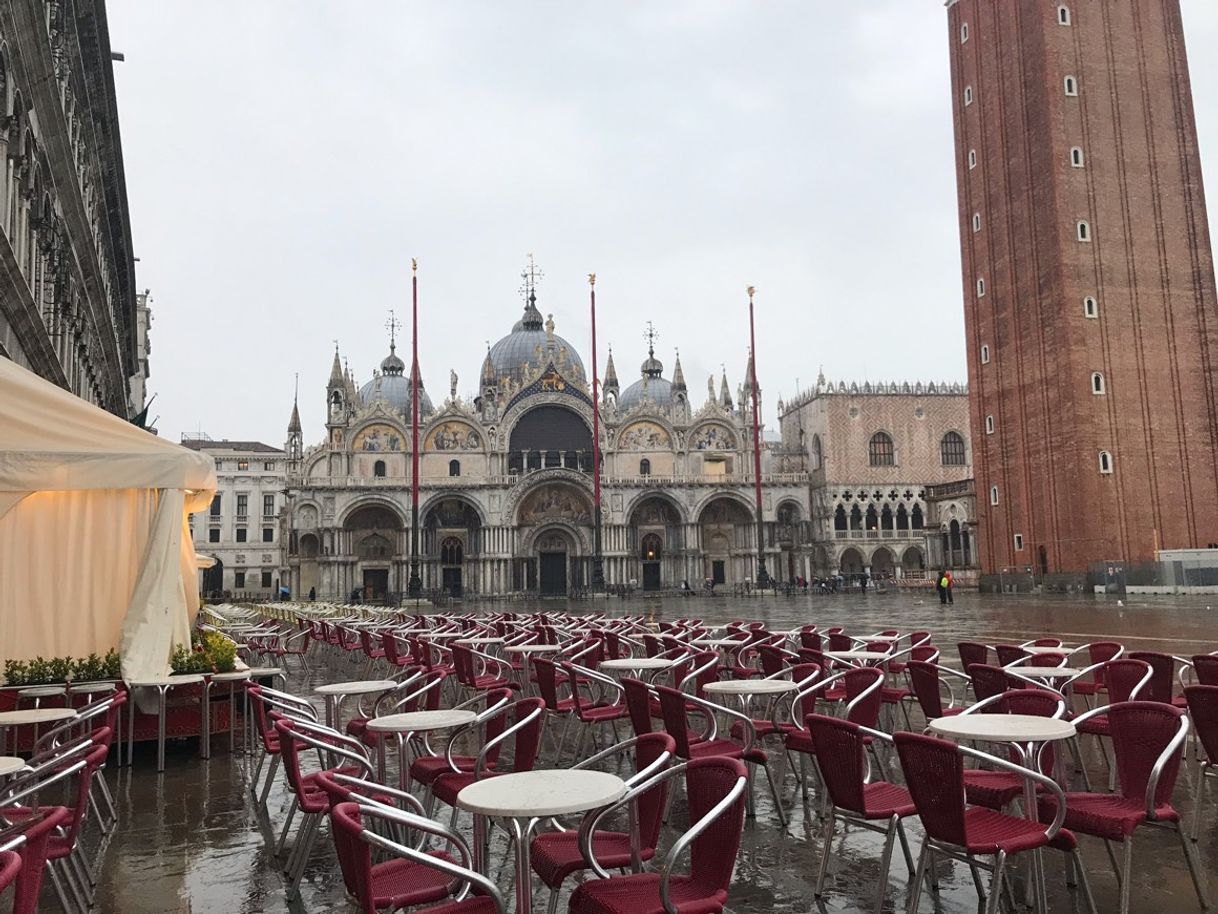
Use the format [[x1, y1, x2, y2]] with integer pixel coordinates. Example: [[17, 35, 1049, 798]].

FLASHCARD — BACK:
[[0, 1, 140, 417], [778, 376, 974, 581], [182, 438, 287, 598], [945, 1, 1218, 583], [280, 279, 811, 600]]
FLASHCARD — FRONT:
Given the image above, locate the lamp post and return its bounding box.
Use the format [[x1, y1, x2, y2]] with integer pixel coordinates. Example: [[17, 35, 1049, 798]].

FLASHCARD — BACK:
[[747, 286, 772, 591]]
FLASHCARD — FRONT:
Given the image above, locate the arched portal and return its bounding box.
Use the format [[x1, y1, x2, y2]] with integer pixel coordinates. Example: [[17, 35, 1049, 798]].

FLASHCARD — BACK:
[[901, 546, 925, 577], [640, 533, 663, 591], [298, 533, 320, 599], [535, 528, 576, 597], [871, 546, 895, 578], [508, 405, 593, 473], [839, 547, 865, 576], [423, 498, 482, 597], [344, 504, 403, 600], [629, 495, 683, 592], [699, 496, 753, 587]]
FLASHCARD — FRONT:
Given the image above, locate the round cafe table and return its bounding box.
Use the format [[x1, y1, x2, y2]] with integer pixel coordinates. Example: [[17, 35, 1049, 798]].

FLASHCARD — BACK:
[[1024, 645, 1073, 655], [1010, 666, 1082, 679], [458, 769, 626, 914], [457, 637, 505, 646], [314, 680, 396, 729], [929, 713, 1077, 912], [599, 657, 674, 678], [825, 650, 891, 666], [0, 708, 76, 756], [702, 678, 798, 719], [0, 756, 27, 784], [365, 708, 478, 792], [126, 676, 203, 772]]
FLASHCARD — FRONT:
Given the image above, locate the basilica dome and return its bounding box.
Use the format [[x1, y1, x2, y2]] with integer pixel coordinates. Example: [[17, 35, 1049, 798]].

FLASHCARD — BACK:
[[618, 349, 674, 409], [486, 293, 586, 387], [359, 344, 435, 417]]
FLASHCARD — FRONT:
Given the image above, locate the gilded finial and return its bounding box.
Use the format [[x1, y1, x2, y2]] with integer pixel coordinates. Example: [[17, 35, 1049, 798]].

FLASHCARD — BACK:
[[412, 258, 418, 273], [747, 285, 756, 301], [588, 273, 596, 286]]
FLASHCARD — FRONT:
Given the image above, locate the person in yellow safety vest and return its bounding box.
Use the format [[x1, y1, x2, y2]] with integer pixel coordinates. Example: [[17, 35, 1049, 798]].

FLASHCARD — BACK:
[[944, 570, 954, 604]]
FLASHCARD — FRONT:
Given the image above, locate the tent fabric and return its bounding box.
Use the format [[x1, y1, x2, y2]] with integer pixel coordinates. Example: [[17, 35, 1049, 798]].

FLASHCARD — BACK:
[[0, 357, 216, 681]]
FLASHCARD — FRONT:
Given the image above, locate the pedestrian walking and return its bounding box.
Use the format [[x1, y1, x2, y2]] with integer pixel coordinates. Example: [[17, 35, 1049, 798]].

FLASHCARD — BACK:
[[944, 569, 955, 604], [936, 570, 948, 605]]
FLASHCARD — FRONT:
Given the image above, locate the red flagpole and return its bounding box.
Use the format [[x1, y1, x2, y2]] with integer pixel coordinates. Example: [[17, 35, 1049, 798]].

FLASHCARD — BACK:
[[748, 286, 771, 589], [408, 259, 422, 597], [590, 273, 604, 590]]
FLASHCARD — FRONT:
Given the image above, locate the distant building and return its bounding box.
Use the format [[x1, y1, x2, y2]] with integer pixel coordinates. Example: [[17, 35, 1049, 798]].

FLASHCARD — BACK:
[[778, 374, 974, 582], [944, 1, 1218, 586], [0, 2, 140, 417], [181, 437, 287, 598], [280, 266, 810, 600], [129, 290, 152, 415]]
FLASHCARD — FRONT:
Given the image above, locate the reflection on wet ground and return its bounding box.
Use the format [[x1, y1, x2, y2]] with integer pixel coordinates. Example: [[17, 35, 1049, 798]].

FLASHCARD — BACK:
[[92, 592, 1218, 914]]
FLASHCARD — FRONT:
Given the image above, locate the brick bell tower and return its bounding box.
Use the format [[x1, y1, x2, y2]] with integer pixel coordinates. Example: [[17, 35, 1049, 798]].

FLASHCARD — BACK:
[[944, 0, 1218, 585]]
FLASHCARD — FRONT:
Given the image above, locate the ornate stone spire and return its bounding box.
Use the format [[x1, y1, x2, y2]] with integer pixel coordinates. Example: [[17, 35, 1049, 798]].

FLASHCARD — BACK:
[[481, 345, 496, 387], [604, 346, 619, 396], [720, 369, 733, 409], [671, 349, 686, 392], [328, 343, 344, 385]]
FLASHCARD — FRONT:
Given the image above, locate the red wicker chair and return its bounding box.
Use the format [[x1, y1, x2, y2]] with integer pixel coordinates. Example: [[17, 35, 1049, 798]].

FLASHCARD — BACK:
[[805, 714, 916, 913], [567, 757, 749, 914], [1036, 701, 1208, 914], [1185, 685, 1218, 841]]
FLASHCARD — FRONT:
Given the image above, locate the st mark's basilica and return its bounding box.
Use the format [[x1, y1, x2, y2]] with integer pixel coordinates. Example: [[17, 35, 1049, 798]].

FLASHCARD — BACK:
[[281, 270, 811, 599]]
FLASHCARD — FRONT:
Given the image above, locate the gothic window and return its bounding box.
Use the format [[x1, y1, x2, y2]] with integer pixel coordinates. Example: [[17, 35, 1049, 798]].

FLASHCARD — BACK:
[[1084, 296, 1098, 318], [1064, 76, 1078, 96], [880, 505, 894, 530], [849, 504, 863, 531], [941, 431, 967, 466], [865, 505, 878, 531], [1071, 147, 1084, 168], [896, 504, 909, 530], [1077, 220, 1091, 242], [441, 536, 463, 565], [449, 459, 461, 477], [639, 458, 651, 477], [1099, 450, 1113, 474], [373, 460, 386, 478], [911, 505, 924, 529], [810, 434, 823, 470], [1091, 372, 1106, 395], [1058, 5, 1071, 25], [834, 505, 847, 531], [868, 432, 895, 467]]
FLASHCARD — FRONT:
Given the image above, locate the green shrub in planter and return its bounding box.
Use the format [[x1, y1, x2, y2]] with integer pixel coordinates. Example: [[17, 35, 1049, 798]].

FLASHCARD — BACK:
[[170, 631, 237, 675]]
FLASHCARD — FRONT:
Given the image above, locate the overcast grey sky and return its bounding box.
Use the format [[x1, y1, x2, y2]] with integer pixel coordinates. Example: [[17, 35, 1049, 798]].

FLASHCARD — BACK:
[[107, 1, 1218, 446]]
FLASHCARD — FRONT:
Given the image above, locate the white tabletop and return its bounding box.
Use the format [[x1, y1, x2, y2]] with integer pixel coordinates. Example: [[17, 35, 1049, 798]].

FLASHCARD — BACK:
[[691, 639, 747, 648], [17, 686, 66, 697], [129, 675, 204, 687], [457, 637, 505, 645], [1024, 645, 1070, 655], [69, 682, 117, 694], [704, 679, 798, 696], [245, 667, 284, 677], [599, 658, 673, 671], [0, 708, 76, 726], [366, 709, 478, 733], [826, 650, 891, 662], [930, 714, 1077, 743], [505, 644, 562, 654], [210, 671, 252, 682], [421, 632, 469, 640], [1011, 666, 1081, 679], [457, 769, 626, 817], [315, 679, 396, 696], [0, 757, 26, 777]]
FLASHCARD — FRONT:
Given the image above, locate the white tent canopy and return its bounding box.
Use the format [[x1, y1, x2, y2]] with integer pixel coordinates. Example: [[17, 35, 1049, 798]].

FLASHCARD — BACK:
[[0, 357, 217, 681]]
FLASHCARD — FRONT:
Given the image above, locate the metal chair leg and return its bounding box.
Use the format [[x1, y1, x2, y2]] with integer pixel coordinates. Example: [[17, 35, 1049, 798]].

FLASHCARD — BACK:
[[1119, 836, 1134, 914], [813, 811, 835, 896], [984, 852, 1006, 914], [1177, 822, 1210, 910], [905, 841, 931, 914], [874, 817, 898, 913]]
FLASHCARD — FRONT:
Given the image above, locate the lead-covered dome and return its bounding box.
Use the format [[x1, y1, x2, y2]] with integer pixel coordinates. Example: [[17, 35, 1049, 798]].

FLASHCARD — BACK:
[[618, 348, 673, 409], [486, 293, 585, 386], [359, 344, 434, 417]]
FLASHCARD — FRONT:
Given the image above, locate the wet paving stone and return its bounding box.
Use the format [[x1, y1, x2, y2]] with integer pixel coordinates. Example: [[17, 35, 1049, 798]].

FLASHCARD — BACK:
[[86, 592, 1218, 913]]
